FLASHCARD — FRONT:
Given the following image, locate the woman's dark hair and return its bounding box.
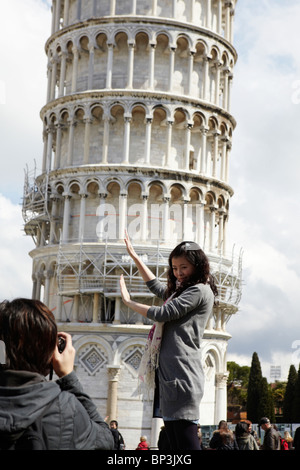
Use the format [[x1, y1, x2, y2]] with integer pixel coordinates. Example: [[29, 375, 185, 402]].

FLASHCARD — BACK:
[[235, 421, 249, 438], [0, 298, 57, 375], [166, 241, 218, 299]]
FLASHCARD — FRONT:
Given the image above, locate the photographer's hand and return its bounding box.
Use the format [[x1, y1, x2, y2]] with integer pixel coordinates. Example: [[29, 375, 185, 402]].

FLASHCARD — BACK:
[[52, 332, 75, 378]]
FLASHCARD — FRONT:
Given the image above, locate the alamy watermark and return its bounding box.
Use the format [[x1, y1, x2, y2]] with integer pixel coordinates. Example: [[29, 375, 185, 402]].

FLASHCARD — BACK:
[[291, 340, 300, 364], [95, 201, 205, 242], [0, 80, 5, 105], [291, 81, 300, 104]]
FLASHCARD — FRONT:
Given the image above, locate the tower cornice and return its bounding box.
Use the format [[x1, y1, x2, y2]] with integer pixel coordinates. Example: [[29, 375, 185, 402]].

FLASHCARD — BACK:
[[35, 164, 234, 197], [45, 16, 238, 63], [40, 89, 237, 129]]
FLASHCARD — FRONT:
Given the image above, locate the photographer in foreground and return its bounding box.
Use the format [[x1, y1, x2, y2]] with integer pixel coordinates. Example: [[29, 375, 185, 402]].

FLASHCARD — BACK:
[[0, 298, 114, 450]]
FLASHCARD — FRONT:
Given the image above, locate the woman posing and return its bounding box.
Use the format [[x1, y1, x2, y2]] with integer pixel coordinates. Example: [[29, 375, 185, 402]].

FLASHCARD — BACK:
[[120, 234, 218, 450]]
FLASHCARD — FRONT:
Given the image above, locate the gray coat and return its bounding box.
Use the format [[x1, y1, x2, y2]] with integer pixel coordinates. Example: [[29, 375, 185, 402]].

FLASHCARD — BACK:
[[0, 370, 114, 450], [146, 278, 214, 420]]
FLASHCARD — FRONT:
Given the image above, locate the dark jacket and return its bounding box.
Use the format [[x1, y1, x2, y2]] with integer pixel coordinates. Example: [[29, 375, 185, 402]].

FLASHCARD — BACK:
[[0, 370, 114, 450], [111, 428, 125, 450], [209, 430, 239, 450], [262, 426, 281, 450]]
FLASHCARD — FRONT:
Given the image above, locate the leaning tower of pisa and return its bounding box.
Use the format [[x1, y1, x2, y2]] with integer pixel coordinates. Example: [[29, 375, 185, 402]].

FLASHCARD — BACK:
[[22, 0, 242, 448]]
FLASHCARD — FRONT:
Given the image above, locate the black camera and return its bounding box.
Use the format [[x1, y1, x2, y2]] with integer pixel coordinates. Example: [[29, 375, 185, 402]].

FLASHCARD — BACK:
[[58, 336, 66, 353]]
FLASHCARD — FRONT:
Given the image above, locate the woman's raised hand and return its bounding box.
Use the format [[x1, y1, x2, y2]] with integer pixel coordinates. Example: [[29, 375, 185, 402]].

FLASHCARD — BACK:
[[124, 230, 137, 259], [123, 230, 155, 282], [120, 274, 131, 305]]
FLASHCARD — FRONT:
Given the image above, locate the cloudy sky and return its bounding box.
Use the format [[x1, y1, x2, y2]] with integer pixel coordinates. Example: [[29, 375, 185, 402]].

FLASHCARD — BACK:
[[1, 0, 300, 381]]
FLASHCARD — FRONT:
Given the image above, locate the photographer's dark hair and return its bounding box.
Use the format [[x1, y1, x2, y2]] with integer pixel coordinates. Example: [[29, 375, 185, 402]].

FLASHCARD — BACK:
[[0, 298, 57, 375], [166, 241, 218, 299]]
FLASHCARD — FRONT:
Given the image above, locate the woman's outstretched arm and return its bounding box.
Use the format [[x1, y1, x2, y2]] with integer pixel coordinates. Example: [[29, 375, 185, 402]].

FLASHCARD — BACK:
[[120, 274, 150, 318]]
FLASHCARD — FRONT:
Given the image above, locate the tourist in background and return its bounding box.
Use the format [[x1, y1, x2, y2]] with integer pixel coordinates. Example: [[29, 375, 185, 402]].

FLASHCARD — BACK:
[[259, 417, 280, 450], [235, 421, 259, 450], [136, 435, 150, 450], [209, 420, 239, 450]]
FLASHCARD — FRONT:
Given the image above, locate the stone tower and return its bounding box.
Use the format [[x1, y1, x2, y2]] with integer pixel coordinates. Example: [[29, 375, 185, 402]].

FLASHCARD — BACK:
[[22, 0, 241, 448]]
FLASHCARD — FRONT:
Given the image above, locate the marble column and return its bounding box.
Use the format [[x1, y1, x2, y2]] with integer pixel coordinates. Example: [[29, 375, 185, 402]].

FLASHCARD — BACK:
[[71, 46, 79, 93], [184, 123, 192, 170], [106, 44, 114, 89], [144, 118, 152, 165], [162, 197, 170, 241], [119, 193, 127, 240], [78, 193, 87, 241], [149, 43, 156, 90], [110, 0, 116, 15], [62, 194, 71, 242], [88, 44, 95, 90], [102, 114, 110, 164], [58, 51, 67, 97], [123, 116, 131, 164], [200, 127, 208, 174], [63, 0, 69, 26], [50, 55, 58, 100], [67, 118, 76, 165], [93, 293, 99, 322], [141, 195, 148, 241], [54, 122, 62, 169], [106, 366, 122, 422], [165, 121, 173, 168], [49, 196, 59, 244], [214, 372, 229, 424], [168, 47, 176, 92], [127, 42, 135, 89], [188, 51, 194, 95], [83, 118, 92, 164]]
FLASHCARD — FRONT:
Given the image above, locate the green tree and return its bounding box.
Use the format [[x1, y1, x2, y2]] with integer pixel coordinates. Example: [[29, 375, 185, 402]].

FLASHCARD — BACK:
[[272, 381, 286, 418], [283, 364, 297, 422], [247, 352, 263, 423], [227, 361, 250, 407], [258, 377, 275, 422], [292, 365, 300, 422], [227, 361, 250, 387]]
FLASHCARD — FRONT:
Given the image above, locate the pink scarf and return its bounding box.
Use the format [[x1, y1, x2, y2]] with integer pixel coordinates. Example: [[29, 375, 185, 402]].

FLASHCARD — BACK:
[[138, 292, 177, 391]]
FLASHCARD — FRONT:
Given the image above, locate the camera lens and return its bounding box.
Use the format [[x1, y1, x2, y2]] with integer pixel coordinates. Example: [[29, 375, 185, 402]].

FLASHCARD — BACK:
[[58, 336, 66, 353]]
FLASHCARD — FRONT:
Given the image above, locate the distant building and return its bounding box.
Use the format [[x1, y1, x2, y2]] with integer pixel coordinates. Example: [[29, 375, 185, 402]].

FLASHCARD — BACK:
[[270, 366, 281, 381], [22, 0, 241, 449]]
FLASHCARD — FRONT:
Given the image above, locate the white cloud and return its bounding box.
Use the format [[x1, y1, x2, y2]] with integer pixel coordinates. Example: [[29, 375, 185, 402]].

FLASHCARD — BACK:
[[0, 195, 33, 300], [227, 350, 295, 383], [225, 0, 300, 379], [229, 215, 300, 301], [0, 1, 50, 300], [0, 0, 50, 202]]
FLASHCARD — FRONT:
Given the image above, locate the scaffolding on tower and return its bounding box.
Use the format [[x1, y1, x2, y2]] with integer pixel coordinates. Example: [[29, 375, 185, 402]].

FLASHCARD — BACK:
[[22, 163, 51, 244], [55, 239, 242, 322]]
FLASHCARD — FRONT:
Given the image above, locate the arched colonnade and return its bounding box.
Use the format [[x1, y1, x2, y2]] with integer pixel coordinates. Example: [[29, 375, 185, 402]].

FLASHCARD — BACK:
[[51, 0, 236, 43], [42, 99, 233, 181], [39, 174, 229, 254], [46, 25, 235, 109]]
